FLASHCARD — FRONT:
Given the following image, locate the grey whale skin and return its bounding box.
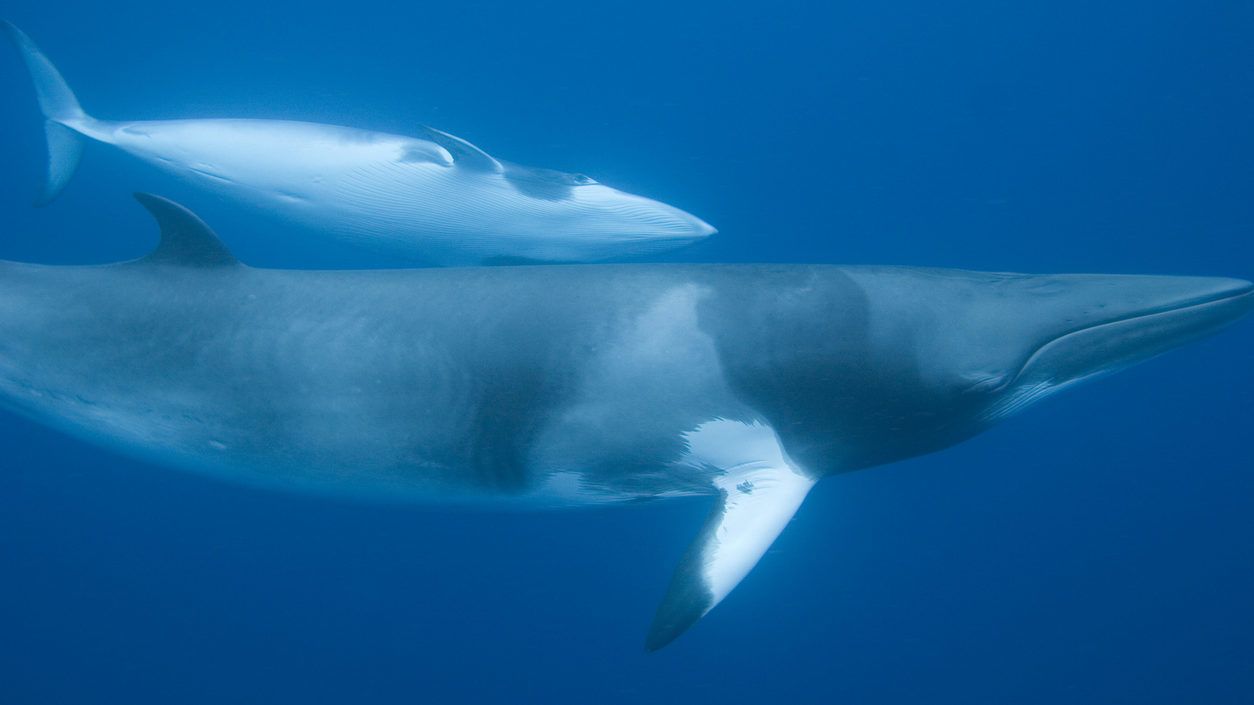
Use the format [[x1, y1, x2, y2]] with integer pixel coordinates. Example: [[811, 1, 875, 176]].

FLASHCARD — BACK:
[[1, 196, 1250, 650], [1, 21, 715, 265]]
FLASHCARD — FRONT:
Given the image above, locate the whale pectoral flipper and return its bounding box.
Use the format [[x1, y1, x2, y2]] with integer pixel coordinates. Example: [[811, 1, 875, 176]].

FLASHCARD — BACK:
[[417, 126, 503, 173], [646, 420, 817, 651]]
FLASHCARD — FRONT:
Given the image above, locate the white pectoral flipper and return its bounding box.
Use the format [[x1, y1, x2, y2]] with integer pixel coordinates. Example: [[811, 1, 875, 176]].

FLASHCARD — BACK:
[[646, 420, 817, 651]]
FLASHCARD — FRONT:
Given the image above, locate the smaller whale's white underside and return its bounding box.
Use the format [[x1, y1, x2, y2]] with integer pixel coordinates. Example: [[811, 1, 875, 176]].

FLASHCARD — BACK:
[[3, 20, 715, 265], [78, 118, 714, 264]]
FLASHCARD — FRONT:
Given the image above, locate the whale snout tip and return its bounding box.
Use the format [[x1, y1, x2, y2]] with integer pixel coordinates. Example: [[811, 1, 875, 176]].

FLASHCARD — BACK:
[[1118, 274, 1254, 336], [1186, 276, 1254, 320], [667, 213, 716, 242], [637, 212, 717, 250], [670, 217, 717, 249], [1223, 278, 1254, 318], [693, 218, 718, 238], [1220, 277, 1254, 302]]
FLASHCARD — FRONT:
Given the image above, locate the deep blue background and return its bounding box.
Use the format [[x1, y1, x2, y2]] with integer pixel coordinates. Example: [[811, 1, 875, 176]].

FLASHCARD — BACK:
[[1, 1, 1252, 703]]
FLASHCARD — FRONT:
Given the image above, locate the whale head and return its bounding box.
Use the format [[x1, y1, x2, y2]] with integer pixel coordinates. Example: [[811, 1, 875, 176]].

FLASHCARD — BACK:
[[497, 162, 716, 260], [963, 274, 1254, 422], [569, 182, 717, 257], [727, 268, 1254, 474], [854, 271, 1254, 456]]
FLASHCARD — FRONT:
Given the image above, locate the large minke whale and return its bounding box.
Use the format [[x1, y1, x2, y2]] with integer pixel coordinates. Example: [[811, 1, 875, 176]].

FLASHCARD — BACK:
[[0, 195, 1249, 649], [1, 22, 715, 265]]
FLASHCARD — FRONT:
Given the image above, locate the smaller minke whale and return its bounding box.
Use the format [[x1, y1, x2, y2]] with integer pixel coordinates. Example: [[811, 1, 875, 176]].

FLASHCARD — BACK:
[[0, 194, 1249, 649], [1, 21, 715, 265]]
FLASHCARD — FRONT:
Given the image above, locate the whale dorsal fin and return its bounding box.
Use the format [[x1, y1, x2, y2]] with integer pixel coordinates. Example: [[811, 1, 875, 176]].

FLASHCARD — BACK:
[[646, 419, 817, 651], [133, 193, 239, 267], [418, 126, 503, 173]]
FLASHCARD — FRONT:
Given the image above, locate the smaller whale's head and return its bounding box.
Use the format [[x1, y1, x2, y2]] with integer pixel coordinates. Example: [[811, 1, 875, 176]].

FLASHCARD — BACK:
[[502, 164, 716, 260], [578, 183, 718, 256]]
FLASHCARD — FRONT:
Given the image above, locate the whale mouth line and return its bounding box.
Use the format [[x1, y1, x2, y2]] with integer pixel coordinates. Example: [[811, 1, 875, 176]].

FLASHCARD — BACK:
[[1010, 281, 1254, 387], [628, 230, 715, 243], [1061, 282, 1251, 339]]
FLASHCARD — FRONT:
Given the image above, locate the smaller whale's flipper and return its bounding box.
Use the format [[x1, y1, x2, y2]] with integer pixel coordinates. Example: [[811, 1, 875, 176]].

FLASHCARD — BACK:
[[2, 21, 94, 205], [133, 193, 240, 267], [418, 126, 503, 173], [646, 420, 816, 651]]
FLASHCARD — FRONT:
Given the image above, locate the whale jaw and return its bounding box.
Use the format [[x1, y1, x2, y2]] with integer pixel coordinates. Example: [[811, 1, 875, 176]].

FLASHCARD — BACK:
[[985, 276, 1253, 421]]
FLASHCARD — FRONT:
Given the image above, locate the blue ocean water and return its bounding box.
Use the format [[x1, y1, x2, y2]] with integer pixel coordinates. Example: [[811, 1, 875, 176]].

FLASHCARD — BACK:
[[1, 1, 1252, 702]]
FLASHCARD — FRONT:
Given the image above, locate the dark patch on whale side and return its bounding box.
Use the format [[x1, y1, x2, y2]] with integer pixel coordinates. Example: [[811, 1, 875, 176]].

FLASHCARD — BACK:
[[696, 265, 957, 474], [699, 266, 1022, 475], [440, 269, 611, 493], [464, 360, 560, 492], [695, 266, 875, 474]]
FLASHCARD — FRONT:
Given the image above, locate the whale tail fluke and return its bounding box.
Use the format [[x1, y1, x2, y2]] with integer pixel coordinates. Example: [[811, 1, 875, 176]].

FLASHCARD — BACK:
[[2, 20, 94, 205], [37, 120, 84, 206]]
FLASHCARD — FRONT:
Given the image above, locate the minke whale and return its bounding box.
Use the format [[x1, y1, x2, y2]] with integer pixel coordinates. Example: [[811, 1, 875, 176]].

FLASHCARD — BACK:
[[0, 195, 1249, 650], [1, 22, 715, 265]]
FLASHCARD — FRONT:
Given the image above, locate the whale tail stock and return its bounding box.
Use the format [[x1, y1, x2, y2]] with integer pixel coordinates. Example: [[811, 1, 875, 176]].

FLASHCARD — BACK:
[[2, 20, 96, 205]]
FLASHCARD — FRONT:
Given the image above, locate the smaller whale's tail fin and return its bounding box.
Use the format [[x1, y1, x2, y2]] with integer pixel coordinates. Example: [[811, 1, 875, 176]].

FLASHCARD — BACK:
[[2, 20, 95, 205]]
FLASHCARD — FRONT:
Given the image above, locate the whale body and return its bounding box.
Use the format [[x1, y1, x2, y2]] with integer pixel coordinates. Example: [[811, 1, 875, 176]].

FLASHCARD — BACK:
[[0, 195, 1249, 649], [1, 22, 715, 265]]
